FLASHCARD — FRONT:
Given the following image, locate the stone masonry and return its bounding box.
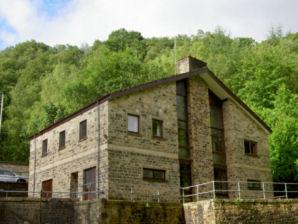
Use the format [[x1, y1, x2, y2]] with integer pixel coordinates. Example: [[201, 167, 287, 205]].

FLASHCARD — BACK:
[[28, 56, 272, 203], [29, 102, 109, 199]]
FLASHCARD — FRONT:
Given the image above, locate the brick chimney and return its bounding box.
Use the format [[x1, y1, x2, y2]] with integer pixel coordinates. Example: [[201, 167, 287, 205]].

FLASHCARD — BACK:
[[177, 56, 207, 74]]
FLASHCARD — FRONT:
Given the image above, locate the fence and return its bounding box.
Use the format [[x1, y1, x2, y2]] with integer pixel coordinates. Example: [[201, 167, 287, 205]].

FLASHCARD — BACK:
[[0, 182, 173, 203], [1, 180, 297, 203], [181, 180, 298, 203]]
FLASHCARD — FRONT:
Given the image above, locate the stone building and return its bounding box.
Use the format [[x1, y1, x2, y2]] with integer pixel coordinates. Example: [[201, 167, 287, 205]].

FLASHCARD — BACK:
[[28, 56, 272, 201]]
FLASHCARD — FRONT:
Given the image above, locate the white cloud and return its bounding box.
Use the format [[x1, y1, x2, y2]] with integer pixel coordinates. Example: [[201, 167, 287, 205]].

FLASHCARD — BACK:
[[0, 0, 297, 48]]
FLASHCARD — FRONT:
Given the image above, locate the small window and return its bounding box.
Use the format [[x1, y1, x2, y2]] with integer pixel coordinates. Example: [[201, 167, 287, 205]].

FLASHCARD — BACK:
[[143, 168, 165, 181], [59, 131, 65, 149], [42, 139, 48, 156], [79, 120, 87, 140], [244, 140, 257, 155], [152, 119, 163, 138], [127, 114, 139, 134], [247, 179, 261, 190]]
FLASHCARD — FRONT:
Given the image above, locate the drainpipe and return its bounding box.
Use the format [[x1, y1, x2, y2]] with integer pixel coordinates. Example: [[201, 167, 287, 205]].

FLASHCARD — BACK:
[[96, 101, 101, 199]]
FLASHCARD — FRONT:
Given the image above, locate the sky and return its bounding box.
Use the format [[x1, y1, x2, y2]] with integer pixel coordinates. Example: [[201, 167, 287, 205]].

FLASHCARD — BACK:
[[0, 0, 297, 50]]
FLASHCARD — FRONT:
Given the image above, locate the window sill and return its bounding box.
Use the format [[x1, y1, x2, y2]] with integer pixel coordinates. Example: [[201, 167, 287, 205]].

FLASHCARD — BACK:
[[128, 131, 140, 137], [244, 153, 259, 158], [79, 137, 88, 142], [143, 178, 167, 183], [59, 146, 66, 151], [248, 188, 261, 191], [152, 136, 165, 140], [41, 153, 48, 157]]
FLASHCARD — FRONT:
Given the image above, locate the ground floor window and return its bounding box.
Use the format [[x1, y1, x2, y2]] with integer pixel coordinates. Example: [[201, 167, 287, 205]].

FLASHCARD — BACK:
[[247, 179, 261, 190], [143, 168, 165, 181]]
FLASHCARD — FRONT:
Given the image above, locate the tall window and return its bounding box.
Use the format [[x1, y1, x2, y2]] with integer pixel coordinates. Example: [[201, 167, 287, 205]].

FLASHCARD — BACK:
[[59, 131, 65, 149], [176, 80, 189, 159], [42, 139, 48, 156], [244, 140, 257, 155], [176, 80, 192, 188], [79, 120, 87, 140], [127, 114, 139, 134], [152, 119, 163, 138], [209, 91, 226, 165], [209, 90, 228, 197]]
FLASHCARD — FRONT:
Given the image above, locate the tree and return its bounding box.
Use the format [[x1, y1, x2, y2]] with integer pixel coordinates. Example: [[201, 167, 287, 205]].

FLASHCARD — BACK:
[[105, 28, 147, 59]]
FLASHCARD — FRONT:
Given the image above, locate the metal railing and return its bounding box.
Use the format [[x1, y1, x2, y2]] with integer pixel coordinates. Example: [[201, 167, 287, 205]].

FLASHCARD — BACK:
[[180, 181, 298, 203], [0, 182, 175, 203], [1, 181, 297, 203]]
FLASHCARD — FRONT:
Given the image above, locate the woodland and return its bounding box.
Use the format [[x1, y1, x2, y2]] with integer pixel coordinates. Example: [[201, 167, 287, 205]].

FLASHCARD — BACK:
[[0, 27, 297, 184]]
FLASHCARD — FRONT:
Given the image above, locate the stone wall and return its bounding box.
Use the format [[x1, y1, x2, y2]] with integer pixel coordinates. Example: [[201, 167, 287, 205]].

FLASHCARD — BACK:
[[223, 100, 272, 198], [0, 197, 75, 224], [183, 199, 298, 224], [107, 83, 181, 202], [0, 197, 183, 224], [188, 76, 213, 187], [101, 199, 184, 224], [0, 161, 29, 177], [29, 102, 109, 198]]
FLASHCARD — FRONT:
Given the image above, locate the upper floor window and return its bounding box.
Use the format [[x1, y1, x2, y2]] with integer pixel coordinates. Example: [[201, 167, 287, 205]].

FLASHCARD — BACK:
[[42, 139, 48, 156], [244, 140, 257, 155], [143, 168, 165, 181], [59, 130, 65, 149], [127, 114, 139, 134], [152, 119, 163, 138], [79, 120, 87, 140]]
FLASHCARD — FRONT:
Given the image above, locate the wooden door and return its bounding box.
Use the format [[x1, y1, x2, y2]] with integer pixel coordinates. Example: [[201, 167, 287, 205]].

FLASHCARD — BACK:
[[42, 179, 53, 198], [84, 167, 96, 200], [70, 172, 78, 198]]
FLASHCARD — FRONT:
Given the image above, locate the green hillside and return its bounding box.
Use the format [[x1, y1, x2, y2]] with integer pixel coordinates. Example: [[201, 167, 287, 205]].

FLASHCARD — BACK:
[[0, 27, 297, 183]]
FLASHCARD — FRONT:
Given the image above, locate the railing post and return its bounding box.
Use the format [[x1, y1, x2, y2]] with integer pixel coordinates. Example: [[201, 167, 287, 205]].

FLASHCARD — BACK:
[[157, 190, 160, 203], [6, 191, 8, 198], [212, 181, 216, 199], [196, 185, 199, 202], [285, 183, 288, 199], [262, 182, 266, 199], [237, 182, 241, 199], [182, 188, 185, 204]]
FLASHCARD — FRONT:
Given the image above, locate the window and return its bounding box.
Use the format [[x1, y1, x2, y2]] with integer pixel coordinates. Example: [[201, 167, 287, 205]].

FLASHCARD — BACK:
[[42, 179, 52, 198], [59, 131, 65, 149], [244, 140, 257, 155], [247, 179, 261, 190], [127, 114, 139, 134], [83, 167, 96, 200], [79, 120, 87, 140], [143, 168, 165, 181], [152, 119, 163, 138], [42, 139, 48, 156], [3, 170, 15, 176]]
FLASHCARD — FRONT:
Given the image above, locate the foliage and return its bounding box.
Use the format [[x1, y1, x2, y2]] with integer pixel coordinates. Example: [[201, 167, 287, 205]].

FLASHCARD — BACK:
[[0, 28, 296, 184]]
